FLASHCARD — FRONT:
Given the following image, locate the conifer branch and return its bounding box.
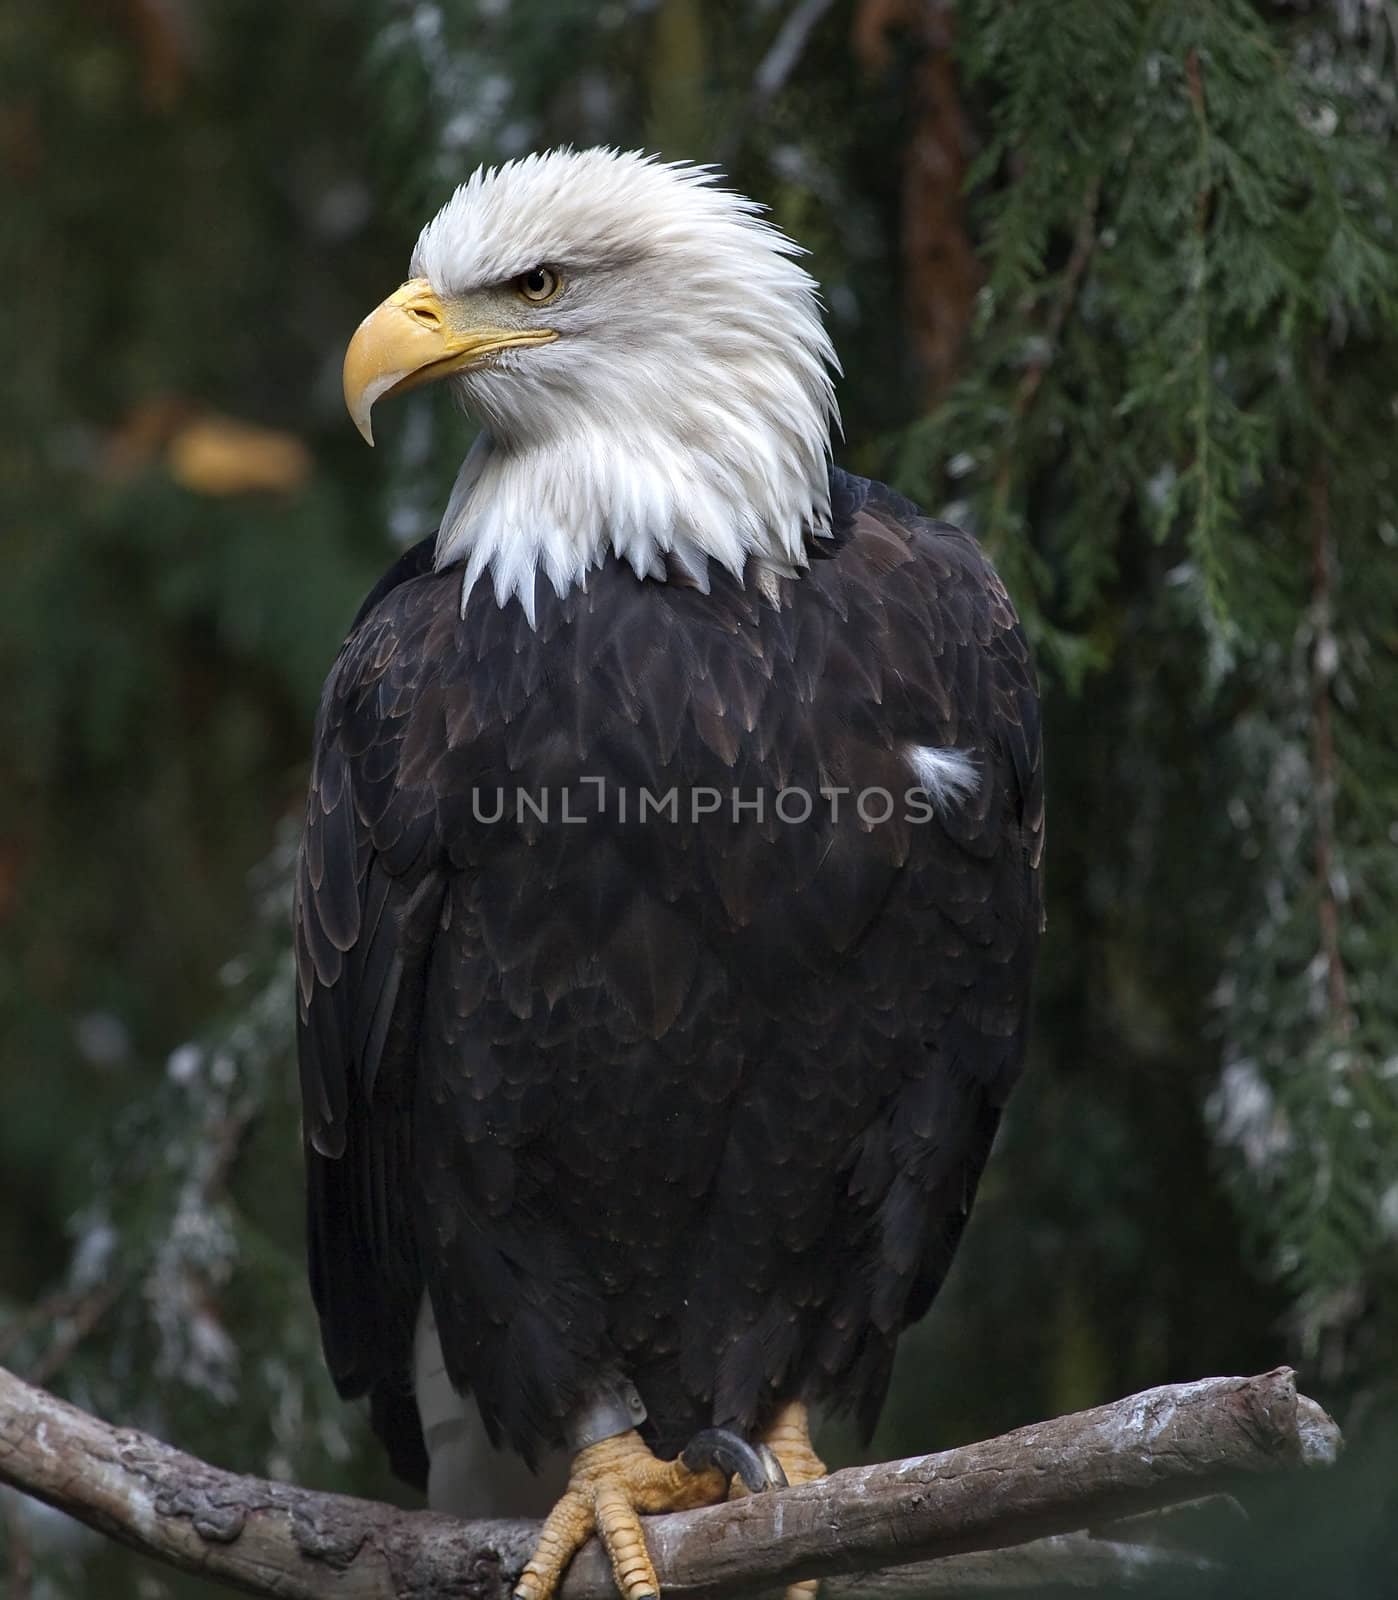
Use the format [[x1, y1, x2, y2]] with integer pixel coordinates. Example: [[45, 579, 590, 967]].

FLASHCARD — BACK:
[[1307, 449, 1354, 1036], [987, 175, 1100, 531], [0, 1281, 123, 1389], [0, 1364, 1339, 1599], [1183, 41, 1228, 617]]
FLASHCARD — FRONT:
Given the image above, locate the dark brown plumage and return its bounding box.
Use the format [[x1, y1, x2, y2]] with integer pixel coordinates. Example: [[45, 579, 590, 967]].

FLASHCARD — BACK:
[[296, 468, 1043, 1481]]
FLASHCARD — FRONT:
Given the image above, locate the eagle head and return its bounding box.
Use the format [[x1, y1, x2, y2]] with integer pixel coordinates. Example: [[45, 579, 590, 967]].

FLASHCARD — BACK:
[[342, 148, 840, 620]]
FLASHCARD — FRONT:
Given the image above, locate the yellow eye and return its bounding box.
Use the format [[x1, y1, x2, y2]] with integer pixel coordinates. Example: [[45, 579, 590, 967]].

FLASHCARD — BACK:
[[513, 266, 563, 305]]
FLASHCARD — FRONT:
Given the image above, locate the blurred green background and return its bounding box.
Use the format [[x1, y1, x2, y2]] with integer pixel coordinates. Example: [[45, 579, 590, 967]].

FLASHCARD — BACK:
[[2, 1, 1396, 1594]]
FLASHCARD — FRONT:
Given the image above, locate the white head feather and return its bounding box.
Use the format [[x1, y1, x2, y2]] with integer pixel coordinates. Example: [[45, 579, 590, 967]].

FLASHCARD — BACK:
[[408, 148, 841, 620]]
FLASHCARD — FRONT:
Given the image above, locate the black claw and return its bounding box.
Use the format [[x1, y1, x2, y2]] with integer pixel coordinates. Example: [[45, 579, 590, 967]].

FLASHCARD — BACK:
[[681, 1426, 788, 1493]]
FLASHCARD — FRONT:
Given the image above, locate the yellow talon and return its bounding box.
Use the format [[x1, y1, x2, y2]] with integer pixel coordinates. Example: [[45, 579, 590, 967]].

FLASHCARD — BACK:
[[513, 1429, 729, 1600], [736, 1401, 827, 1600]]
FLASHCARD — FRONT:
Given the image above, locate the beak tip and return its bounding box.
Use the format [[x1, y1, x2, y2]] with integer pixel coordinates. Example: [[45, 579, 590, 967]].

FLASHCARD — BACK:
[[344, 382, 376, 445]]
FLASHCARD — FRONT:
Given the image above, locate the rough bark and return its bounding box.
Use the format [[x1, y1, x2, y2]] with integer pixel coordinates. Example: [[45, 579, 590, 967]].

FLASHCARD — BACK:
[[0, 1364, 1339, 1599]]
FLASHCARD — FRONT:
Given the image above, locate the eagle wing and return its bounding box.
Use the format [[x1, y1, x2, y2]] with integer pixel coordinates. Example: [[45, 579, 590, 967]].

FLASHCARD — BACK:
[[808, 479, 1044, 1431], [295, 539, 450, 1486], [667, 475, 1044, 1437]]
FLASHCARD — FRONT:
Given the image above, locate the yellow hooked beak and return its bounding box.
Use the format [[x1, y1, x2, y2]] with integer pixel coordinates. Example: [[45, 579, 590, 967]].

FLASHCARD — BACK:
[[341, 278, 558, 445]]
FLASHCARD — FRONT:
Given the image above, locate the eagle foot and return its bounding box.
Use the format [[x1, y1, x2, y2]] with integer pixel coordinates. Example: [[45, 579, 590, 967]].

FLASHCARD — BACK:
[[728, 1401, 828, 1600], [512, 1427, 740, 1600]]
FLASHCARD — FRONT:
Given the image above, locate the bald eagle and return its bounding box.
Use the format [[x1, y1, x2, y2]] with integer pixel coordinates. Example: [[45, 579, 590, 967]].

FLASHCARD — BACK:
[[298, 148, 1043, 1600]]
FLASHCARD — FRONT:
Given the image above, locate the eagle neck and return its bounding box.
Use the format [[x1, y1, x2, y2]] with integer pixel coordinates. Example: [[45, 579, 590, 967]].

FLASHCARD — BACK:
[[433, 420, 833, 626]]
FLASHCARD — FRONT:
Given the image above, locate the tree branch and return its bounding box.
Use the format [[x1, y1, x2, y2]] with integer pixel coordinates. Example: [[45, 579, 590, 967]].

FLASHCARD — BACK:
[[0, 1364, 1338, 1599], [853, 0, 981, 405]]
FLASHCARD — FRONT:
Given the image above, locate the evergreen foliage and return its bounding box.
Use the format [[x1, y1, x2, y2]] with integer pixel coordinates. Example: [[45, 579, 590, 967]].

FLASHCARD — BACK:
[[2, 2, 1395, 1594], [924, 0, 1398, 1341]]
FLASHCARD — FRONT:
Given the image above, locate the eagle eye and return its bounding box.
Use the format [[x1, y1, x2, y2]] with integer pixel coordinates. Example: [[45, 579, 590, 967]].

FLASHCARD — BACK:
[[513, 266, 563, 305]]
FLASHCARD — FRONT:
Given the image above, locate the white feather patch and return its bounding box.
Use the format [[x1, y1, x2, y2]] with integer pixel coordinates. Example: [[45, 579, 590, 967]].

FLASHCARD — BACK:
[[404, 149, 840, 618], [905, 745, 980, 811]]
